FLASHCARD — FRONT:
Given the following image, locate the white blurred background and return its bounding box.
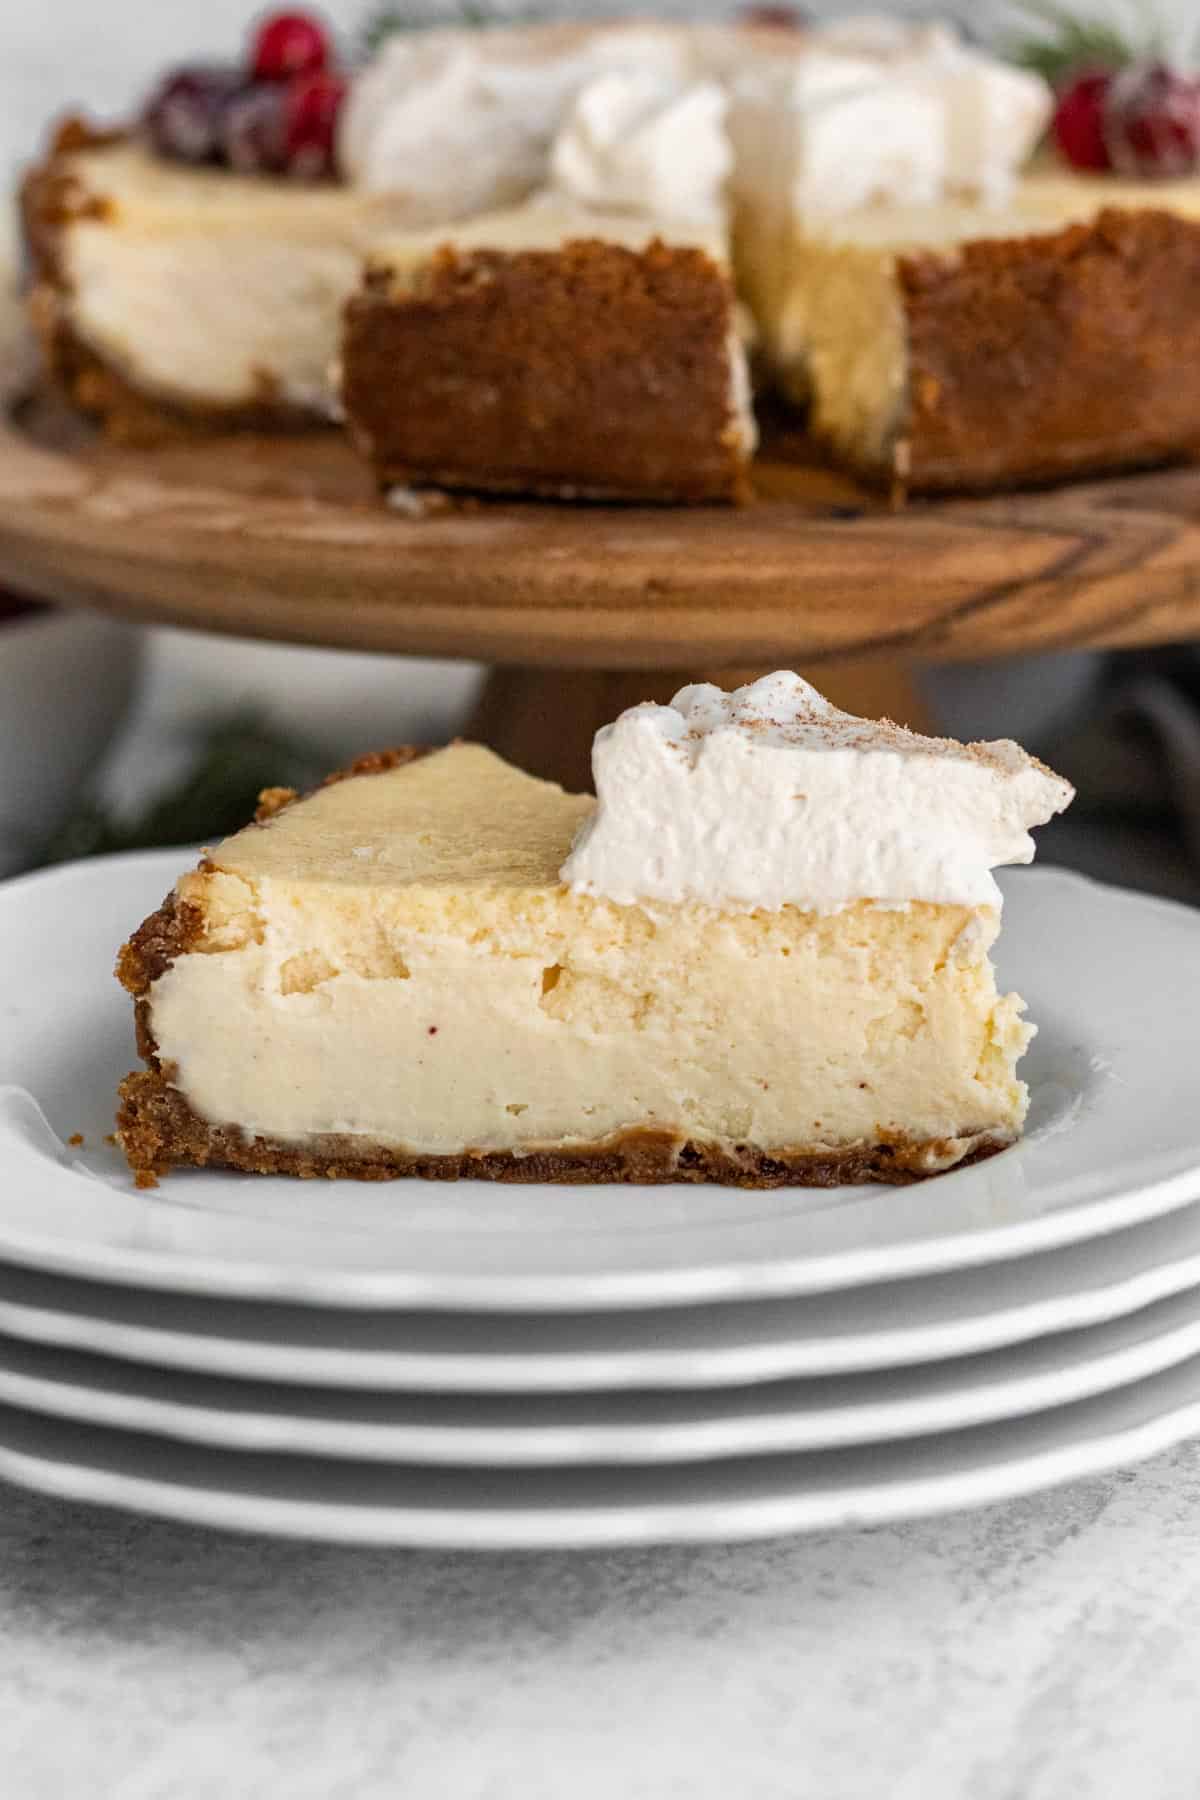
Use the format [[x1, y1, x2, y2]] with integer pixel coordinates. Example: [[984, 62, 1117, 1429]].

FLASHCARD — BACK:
[[5, 1, 1195, 208]]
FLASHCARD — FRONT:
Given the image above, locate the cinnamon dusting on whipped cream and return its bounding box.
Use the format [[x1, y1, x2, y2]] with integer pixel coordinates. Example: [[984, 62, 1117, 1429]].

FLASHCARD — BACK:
[[561, 671, 1073, 913]]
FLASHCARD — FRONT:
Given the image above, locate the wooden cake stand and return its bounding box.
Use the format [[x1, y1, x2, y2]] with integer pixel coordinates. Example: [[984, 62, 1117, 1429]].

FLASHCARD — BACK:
[[2, 380, 1200, 790]]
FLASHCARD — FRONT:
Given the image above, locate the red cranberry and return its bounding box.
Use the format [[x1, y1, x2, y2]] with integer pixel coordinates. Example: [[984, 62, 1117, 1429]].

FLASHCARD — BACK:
[[1105, 60, 1200, 178], [221, 83, 288, 175], [1051, 70, 1114, 172], [250, 10, 330, 82], [143, 66, 245, 164], [282, 71, 346, 179]]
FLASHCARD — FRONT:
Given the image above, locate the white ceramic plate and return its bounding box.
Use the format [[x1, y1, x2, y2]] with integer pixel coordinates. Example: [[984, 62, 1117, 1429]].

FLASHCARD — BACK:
[[4, 1356, 1200, 1545], [6, 1280, 1200, 1463], [5, 1194, 1200, 1389], [1, 850, 1198, 1312]]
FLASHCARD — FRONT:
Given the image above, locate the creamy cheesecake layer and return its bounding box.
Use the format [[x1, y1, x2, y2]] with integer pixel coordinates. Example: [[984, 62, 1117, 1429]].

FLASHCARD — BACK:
[[737, 170, 1200, 484], [369, 196, 731, 276], [734, 194, 1027, 472], [128, 745, 1030, 1170], [34, 141, 420, 415]]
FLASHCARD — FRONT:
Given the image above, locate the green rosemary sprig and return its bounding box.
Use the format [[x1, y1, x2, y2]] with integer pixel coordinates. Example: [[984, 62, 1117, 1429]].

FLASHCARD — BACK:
[[1008, 2, 1162, 85], [38, 715, 330, 867], [363, 2, 550, 53]]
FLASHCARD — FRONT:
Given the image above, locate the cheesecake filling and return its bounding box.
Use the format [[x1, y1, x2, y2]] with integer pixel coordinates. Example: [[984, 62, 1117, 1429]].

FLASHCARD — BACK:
[[148, 874, 1029, 1162], [64, 227, 360, 413], [49, 143, 420, 413]]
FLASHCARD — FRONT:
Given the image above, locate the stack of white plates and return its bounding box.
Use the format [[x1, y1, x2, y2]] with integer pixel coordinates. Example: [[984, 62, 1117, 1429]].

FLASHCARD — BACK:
[[0, 850, 1198, 1548]]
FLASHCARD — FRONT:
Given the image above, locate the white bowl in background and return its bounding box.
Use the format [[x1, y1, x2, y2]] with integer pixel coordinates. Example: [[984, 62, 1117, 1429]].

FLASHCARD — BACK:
[[0, 608, 143, 877], [127, 628, 483, 761]]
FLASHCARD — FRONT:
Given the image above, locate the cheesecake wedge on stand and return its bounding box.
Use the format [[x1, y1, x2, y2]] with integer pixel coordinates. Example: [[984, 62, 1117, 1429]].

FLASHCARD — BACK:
[[116, 674, 1072, 1189], [342, 202, 755, 505]]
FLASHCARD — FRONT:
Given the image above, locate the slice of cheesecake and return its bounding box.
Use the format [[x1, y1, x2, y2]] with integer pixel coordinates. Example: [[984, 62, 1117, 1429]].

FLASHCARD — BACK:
[[115, 675, 1072, 1188], [21, 122, 418, 441], [340, 201, 756, 504], [735, 170, 1200, 493]]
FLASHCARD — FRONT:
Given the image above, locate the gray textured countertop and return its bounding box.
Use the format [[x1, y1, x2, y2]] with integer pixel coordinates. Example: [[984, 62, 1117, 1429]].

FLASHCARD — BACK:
[[6, 1445, 1200, 1799]]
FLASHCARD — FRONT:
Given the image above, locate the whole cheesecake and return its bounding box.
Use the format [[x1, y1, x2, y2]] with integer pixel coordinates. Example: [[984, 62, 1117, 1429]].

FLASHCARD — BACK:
[[115, 674, 1072, 1187], [24, 8, 1200, 499]]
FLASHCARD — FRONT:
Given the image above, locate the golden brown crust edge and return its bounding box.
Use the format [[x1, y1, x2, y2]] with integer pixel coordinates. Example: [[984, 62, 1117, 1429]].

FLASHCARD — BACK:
[[116, 744, 437, 1003], [116, 1067, 1011, 1190], [895, 206, 1200, 494]]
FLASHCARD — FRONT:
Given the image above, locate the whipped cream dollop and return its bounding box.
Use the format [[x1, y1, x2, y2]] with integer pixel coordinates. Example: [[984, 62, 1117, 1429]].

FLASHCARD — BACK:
[[729, 18, 1051, 215], [561, 673, 1074, 913], [338, 23, 692, 224], [550, 68, 731, 228]]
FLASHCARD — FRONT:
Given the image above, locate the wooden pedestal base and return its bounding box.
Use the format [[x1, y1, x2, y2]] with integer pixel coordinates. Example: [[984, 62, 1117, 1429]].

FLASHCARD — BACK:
[[467, 659, 937, 792]]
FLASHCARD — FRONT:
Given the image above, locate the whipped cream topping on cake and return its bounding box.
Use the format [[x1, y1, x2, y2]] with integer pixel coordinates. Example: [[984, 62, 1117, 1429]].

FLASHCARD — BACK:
[[338, 16, 1047, 238], [729, 20, 1051, 217], [550, 68, 731, 228], [561, 672, 1074, 913], [338, 22, 691, 222]]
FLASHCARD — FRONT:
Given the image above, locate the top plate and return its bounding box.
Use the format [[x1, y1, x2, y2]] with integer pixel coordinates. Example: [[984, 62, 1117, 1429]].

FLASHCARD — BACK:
[[0, 849, 1197, 1311]]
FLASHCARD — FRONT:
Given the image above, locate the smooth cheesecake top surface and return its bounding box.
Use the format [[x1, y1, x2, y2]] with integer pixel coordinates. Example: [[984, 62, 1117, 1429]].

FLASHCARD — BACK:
[[63, 141, 412, 237], [799, 168, 1200, 255], [211, 744, 594, 891], [368, 198, 728, 276]]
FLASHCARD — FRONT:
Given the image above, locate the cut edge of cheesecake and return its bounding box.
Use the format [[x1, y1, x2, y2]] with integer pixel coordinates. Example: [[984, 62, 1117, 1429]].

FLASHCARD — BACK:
[[737, 177, 1200, 496], [114, 741, 1027, 1190]]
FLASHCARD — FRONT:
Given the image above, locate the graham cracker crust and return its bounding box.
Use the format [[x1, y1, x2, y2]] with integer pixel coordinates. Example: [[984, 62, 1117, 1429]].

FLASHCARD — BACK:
[[343, 239, 751, 504], [895, 206, 1200, 493]]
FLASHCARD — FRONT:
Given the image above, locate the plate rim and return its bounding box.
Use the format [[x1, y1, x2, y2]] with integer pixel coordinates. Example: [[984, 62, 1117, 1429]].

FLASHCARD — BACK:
[[2, 850, 1199, 1311], [7, 1200, 1200, 1391], [2, 1358, 1200, 1547], [6, 1279, 1200, 1463]]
